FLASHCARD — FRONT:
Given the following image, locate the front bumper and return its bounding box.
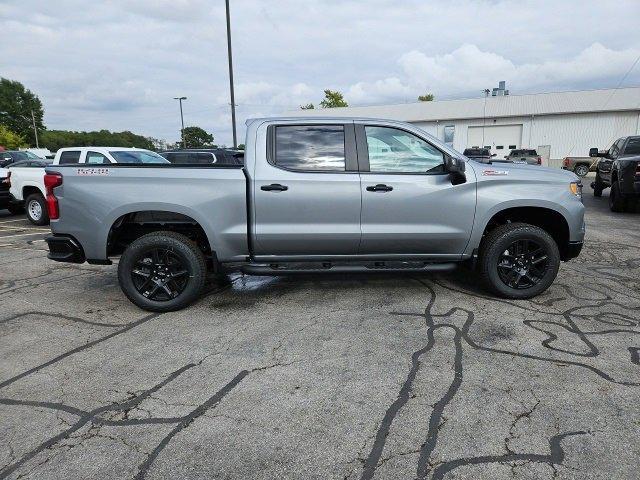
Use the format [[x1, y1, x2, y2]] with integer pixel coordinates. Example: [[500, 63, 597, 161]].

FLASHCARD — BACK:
[[565, 241, 583, 260], [45, 235, 86, 263]]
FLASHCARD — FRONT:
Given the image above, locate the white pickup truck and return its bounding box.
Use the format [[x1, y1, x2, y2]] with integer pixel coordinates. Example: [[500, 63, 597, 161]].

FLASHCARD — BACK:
[[7, 158, 51, 224]]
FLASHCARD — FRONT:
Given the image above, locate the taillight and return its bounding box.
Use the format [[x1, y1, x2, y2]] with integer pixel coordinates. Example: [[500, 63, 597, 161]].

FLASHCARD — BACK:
[[636, 164, 640, 177], [44, 172, 63, 219], [1, 171, 10, 187], [563, 157, 569, 167], [537, 156, 542, 165]]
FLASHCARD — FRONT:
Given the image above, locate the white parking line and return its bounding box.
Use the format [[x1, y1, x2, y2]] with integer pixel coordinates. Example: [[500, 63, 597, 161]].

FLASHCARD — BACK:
[[0, 226, 50, 232], [0, 219, 29, 224], [0, 232, 49, 239]]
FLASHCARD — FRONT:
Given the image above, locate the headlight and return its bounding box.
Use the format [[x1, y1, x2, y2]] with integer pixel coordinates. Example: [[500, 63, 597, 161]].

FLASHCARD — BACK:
[[569, 181, 582, 199]]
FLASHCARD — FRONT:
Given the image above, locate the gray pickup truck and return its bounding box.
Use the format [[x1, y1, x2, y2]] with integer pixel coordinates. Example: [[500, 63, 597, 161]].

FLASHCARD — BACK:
[[44, 117, 585, 311]]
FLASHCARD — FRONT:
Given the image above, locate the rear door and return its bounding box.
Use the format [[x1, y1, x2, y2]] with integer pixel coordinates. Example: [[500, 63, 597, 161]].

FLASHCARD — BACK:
[[252, 122, 361, 256], [357, 123, 476, 258]]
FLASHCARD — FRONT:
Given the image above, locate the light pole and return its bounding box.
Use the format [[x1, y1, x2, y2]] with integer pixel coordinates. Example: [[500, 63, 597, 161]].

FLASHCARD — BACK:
[[31, 109, 39, 148], [225, 0, 237, 149], [481, 89, 490, 147], [173, 96, 187, 148]]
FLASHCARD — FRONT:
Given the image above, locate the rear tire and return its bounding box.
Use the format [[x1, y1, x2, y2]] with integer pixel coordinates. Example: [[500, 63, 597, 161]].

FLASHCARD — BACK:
[[118, 231, 207, 312], [574, 164, 589, 177], [609, 182, 626, 213], [479, 223, 560, 300], [25, 193, 49, 225]]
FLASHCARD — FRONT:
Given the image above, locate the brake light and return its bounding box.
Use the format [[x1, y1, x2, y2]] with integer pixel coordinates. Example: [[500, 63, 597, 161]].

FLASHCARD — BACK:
[[537, 156, 542, 165], [563, 157, 569, 167], [1, 171, 10, 187], [44, 172, 63, 219]]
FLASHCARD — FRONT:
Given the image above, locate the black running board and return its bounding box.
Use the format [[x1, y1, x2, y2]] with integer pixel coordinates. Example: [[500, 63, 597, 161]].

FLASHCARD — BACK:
[[241, 261, 457, 276]]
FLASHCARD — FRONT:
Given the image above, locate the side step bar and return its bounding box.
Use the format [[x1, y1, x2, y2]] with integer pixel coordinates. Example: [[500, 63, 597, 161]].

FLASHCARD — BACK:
[[241, 261, 457, 276]]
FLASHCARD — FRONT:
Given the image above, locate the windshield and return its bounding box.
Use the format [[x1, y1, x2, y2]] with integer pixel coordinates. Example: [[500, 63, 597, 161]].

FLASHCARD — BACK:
[[25, 151, 41, 159], [109, 150, 169, 164]]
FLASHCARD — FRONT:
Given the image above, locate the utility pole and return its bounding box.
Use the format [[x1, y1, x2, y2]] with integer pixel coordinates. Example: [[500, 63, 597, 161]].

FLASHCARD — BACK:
[[31, 109, 39, 148], [173, 96, 187, 148], [225, 0, 238, 149]]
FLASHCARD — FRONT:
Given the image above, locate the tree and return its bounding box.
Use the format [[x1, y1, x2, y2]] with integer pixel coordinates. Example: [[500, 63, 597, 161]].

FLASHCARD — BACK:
[[319, 90, 348, 108], [418, 93, 434, 102], [0, 124, 27, 149], [0, 78, 45, 146], [182, 126, 214, 148], [300, 103, 315, 110], [40, 129, 154, 151]]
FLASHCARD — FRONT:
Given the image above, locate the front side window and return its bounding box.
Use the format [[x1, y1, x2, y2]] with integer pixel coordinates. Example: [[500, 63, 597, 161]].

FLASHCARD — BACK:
[[86, 151, 110, 164], [624, 137, 640, 155], [365, 126, 444, 173], [274, 125, 345, 171], [59, 151, 81, 164]]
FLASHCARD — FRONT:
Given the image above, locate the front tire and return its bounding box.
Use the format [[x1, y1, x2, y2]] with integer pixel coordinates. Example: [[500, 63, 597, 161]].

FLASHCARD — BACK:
[[25, 193, 49, 225], [118, 231, 207, 312], [479, 223, 560, 299], [609, 182, 626, 212], [593, 172, 604, 197]]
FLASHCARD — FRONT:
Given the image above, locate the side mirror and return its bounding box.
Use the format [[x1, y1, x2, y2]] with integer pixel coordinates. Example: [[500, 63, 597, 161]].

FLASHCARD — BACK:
[[589, 148, 599, 157], [491, 153, 497, 157], [445, 156, 466, 185]]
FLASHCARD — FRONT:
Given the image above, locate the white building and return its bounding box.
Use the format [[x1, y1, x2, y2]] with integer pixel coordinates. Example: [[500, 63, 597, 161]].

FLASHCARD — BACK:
[[286, 86, 640, 166]]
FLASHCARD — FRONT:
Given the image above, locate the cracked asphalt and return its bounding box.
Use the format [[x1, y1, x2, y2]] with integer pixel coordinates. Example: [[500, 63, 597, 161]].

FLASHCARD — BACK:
[[1, 176, 639, 479]]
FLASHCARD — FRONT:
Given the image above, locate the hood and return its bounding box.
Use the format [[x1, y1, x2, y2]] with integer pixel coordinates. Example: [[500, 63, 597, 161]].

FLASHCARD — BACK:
[[468, 159, 579, 183]]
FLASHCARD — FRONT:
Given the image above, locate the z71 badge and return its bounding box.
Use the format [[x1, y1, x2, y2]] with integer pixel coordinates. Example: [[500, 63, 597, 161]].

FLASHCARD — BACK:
[[77, 168, 110, 176], [482, 169, 509, 176]]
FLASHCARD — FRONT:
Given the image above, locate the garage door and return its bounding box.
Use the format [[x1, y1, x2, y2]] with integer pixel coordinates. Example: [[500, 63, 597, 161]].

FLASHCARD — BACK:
[[467, 124, 523, 158]]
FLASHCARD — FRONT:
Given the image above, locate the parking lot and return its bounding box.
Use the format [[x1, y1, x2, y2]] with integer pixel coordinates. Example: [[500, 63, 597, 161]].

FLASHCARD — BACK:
[[1, 180, 639, 480]]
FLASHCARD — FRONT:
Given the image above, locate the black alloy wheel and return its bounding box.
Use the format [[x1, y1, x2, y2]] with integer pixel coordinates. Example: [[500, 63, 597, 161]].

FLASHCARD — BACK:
[[131, 247, 190, 301], [496, 239, 549, 289]]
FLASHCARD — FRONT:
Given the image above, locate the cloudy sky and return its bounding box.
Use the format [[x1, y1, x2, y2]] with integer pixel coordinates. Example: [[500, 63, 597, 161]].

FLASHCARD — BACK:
[[2, 0, 640, 145]]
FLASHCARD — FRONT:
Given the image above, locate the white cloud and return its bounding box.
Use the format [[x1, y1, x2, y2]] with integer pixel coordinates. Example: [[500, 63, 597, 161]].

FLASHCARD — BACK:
[[1, 0, 639, 144]]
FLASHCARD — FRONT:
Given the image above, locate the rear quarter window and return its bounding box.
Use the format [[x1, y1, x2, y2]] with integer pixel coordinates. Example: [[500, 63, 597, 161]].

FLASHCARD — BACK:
[[58, 151, 81, 164]]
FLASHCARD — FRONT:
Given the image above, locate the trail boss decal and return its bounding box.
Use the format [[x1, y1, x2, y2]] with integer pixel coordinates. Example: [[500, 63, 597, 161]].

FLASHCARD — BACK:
[[482, 169, 509, 176], [77, 168, 110, 176]]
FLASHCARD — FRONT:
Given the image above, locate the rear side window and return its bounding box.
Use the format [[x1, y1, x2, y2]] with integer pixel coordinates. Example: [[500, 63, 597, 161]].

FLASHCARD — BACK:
[[624, 138, 640, 155], [274, 125, 345, 171], [59, 151, 81, 164], [86, 151, 110, 164]]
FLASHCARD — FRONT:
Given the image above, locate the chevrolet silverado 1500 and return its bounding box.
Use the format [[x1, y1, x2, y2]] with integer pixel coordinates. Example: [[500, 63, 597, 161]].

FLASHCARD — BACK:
[[44, 117, 585, 311]]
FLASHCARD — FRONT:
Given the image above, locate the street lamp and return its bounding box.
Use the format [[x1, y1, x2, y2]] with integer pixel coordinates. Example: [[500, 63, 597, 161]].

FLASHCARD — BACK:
[[173, 96, 187, 148], [225, 0, 237, 149]]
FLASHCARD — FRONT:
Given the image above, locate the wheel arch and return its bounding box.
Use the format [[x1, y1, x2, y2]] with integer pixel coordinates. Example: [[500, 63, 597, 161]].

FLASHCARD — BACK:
[[477, 205, 571, 260], [105, 206, 217, 265]]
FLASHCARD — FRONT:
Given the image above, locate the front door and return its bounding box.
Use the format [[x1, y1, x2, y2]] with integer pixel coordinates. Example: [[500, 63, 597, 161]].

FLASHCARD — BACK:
[[253, 123, 361, 257], [357, 124, 476, 257]]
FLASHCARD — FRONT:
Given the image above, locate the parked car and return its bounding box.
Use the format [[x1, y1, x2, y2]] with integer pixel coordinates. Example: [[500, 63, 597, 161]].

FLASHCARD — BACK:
[[590, 136, 640, 212], [52, 147, 170, 165], [462, 148, 496, 163], [45, 117, 585, 311], [562, 157, 597, 177], [160, 148, 244, 166], [8, 159, 52, 224], [504, 149, 542, 165], [0, 150, 43, 168], [0, 167, 11, 212]]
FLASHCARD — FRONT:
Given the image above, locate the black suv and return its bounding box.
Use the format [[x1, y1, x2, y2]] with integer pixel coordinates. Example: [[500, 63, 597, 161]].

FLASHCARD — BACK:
[[160, 149, 244, 166], [590, 136, 640, 212]]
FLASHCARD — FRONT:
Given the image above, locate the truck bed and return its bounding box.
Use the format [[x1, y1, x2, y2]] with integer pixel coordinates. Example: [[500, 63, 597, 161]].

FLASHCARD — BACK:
[[46, 165, 249, 262]]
